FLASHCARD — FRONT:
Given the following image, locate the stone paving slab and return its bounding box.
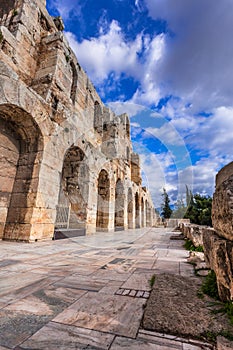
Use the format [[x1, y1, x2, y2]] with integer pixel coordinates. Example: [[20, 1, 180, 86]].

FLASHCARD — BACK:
[[0, 309, 50, 348], [89, 269, 131, 282], [110, 336, 183, 349], [18, 321, 115, 350], [138, 330, 214, 349], [53, 275, 107, 292], [0, 272, 48, 297], [98, 280, 124, 295], [0, 276, 61, 304], [120, 270, 154, 291], [0, 227, 215, 349], [53, 292, 146, 338]]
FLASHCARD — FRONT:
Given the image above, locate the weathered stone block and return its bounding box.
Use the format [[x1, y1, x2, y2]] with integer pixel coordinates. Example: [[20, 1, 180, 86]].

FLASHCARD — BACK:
[[203, 229, 233, 301], [181, 223, 204, 247], [212, 162, 233, 241]]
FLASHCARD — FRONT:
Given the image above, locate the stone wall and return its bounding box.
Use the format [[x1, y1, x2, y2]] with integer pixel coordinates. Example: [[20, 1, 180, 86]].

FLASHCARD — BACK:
[[210, 162, 233, 301], [0, 0, 155, 241], [212, 162, 233, 241], [180, 162, 233, 301], [203, 228, 233, 301], [180, 223, 204, 247], [165, 218, 190, 229]]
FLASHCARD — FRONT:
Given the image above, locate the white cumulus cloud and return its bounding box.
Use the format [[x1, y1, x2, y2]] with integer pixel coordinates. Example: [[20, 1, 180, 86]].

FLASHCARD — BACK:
[[65, 20, 144, 83]]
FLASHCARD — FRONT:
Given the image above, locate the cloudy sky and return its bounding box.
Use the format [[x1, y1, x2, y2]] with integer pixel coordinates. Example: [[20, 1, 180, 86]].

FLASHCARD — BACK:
[[47, 0, 233, 208]]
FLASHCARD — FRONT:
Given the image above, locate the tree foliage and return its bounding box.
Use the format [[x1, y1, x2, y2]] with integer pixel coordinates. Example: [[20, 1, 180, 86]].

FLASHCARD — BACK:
[[160, 186, 212, 226], [184, 192, 212, 226], [161, 188, 173, 219]]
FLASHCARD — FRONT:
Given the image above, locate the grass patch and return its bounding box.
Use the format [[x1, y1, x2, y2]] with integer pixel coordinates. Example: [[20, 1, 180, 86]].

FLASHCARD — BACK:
[[201, 270, 219, 300], [219, 329, 233, 341], [200, 270, 233, 329], [211, 301, 233, 325], [201, 330, 217, 342], [197, 290, 204, 299], [225, 302, 233, 325], [184, 238, 204, 252], [201, 329, 233, 342], [149, 274, 156, 288], [12, 9, 18, 17]]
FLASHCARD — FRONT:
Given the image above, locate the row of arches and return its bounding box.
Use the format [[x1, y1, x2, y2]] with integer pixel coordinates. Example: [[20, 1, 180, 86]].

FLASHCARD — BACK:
[[96, 170, 153, 232], [0, 104, 153, 241], [55, 148, 154, 233], [55, 161, 153, 233]]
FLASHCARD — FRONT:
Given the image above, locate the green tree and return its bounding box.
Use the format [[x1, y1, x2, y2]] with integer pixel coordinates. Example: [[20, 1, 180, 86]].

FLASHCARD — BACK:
[[161, 188, 173, 219], [184, 191, 212, 226]]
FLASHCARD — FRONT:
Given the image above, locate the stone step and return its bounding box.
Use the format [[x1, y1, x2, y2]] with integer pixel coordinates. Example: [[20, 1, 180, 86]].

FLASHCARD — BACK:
[[53, 228, 86, 240]]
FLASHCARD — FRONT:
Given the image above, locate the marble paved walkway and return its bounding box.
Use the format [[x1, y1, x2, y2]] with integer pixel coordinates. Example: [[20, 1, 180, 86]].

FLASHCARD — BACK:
[[0, 228, 213, 349]]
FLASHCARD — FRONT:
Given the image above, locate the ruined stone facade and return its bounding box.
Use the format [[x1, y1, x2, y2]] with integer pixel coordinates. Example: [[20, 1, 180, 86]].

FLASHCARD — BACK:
[[0, 0, 154, 242]]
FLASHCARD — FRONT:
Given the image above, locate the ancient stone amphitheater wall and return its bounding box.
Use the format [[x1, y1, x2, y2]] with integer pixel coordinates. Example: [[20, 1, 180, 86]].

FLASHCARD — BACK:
[[0, 0, 155, 241]]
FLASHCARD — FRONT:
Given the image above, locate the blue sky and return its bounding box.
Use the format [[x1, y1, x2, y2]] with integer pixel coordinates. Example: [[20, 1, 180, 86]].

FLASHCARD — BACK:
[[47, 0, 233, 208]]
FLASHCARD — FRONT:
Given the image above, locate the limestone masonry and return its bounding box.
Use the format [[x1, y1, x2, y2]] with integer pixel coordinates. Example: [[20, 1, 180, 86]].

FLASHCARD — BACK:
[[0, 0, 155, 241], [181, 163, 233, 301]]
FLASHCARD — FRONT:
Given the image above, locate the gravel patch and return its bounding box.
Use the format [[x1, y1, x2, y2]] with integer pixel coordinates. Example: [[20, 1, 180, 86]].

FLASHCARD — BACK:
[[142, 273, 233, 342]]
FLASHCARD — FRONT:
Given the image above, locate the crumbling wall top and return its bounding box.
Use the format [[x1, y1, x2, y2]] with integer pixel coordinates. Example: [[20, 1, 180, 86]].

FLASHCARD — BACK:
[[215, 161, 233, 189]]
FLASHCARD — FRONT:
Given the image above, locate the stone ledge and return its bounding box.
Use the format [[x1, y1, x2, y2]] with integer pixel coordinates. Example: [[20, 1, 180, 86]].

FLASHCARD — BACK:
[[138, 329, 214, 349]]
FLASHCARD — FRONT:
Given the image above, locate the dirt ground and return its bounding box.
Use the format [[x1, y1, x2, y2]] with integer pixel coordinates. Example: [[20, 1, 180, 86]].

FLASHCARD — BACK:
[[142, 273, 233, 343]]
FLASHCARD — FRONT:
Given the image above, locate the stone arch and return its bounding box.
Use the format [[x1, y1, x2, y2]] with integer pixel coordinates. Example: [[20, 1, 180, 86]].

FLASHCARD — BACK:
[[55, 146, 89, 231], [127, 188, 133, 229], [0, 104, 43, 241], [126, 146, 130, 162], [125, 115, 130, 138], [141, 197, 145, 227], [135, 192, 140, 228], [70, 60, 78, 104], [96, 169, 110, 231], [94, 101, 102, 132], [115, 179, 125, 230], [146, 200, 151, 227]]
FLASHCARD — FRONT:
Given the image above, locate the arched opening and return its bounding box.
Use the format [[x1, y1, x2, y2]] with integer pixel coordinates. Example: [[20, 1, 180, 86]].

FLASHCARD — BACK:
[[127, 188, 133, 229], [94, 101, 102, 132], [141, 197, 145, 227], [126, 146, 130, 162], [70, 61, 78, 104], [115, 179, 124, 230], [0, 104, 43, 241], [146, 200, 151, 227], [135, 192, 140, 228], [96, 170, 110, 231], [55, 146, 89, 234], [125, 115, 130, 138]]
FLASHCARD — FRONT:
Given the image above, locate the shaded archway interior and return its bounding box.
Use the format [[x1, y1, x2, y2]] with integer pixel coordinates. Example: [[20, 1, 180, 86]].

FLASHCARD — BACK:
[[55, 146, 89, 232], [96, 169, 110, 230], [115, 179, 124, 230], [0, 104, 43, 240], [135, 192, 140, 228], [128, 188, 133, 229]]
